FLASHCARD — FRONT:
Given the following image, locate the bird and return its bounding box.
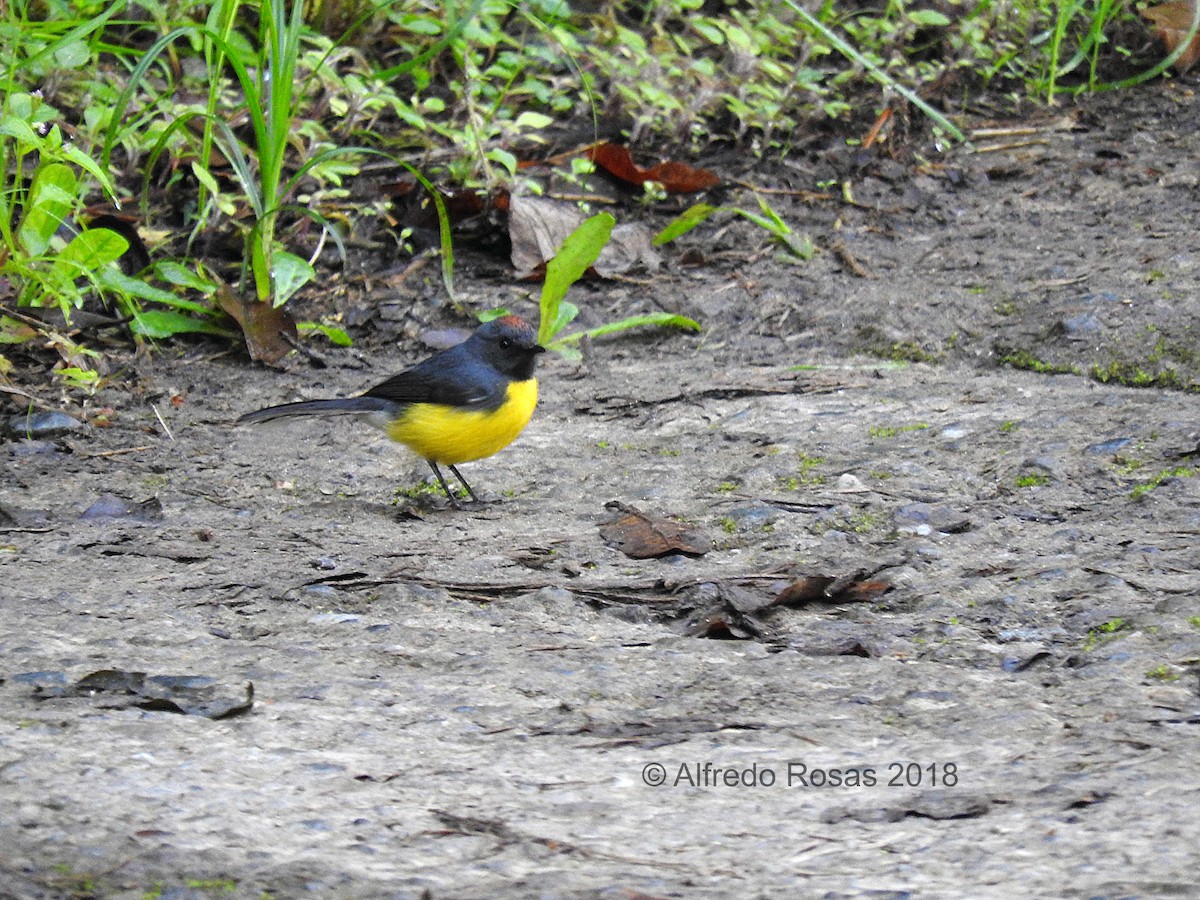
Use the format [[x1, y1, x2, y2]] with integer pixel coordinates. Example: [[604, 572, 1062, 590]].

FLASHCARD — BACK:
[[237, 315, 545, 504]]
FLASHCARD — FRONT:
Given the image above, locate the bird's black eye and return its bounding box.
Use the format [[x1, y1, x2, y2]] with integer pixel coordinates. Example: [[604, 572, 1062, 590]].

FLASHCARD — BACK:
[[499, 338, 512, 349]]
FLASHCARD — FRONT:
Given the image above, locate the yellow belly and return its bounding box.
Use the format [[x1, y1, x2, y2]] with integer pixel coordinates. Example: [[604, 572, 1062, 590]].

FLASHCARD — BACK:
[[385, 378, 538, 465]]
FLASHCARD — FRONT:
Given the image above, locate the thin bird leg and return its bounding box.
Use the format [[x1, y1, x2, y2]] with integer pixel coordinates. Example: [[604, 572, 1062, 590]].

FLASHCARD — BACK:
[[448, 464, 481, 503], [427, 461, 459, 503]]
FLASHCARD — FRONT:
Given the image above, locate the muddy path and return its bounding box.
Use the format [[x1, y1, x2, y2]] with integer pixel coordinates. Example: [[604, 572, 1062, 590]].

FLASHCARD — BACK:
[[3, 85, 1200, 898]]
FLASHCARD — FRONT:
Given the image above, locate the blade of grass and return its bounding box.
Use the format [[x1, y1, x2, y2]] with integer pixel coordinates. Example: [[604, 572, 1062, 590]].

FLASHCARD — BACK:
[[781, 0, 966, 143]]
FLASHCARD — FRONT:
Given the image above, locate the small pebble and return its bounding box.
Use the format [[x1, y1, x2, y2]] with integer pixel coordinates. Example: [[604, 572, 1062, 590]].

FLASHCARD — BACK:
[[1085, 437, 1132, 455], [79, 494, 164, 522], [1062, 313, 1101, 337], [307, 612, 360, 625], [834, 473, 868, 493]]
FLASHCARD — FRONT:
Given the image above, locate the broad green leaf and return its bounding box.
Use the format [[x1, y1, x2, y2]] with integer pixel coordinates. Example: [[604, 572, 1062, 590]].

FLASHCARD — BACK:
[[539, 212, 614, 345], [0, 113, 40, 145], [54, 228, 128, 274], [20, 163, 76, 256], [154, 260, 218, 292], [53, 40, 89, 69], [272, 251, 315, 307], [130, 309, 230, 339], [98, 269, 180, 305], [654, 203, 718, 246]]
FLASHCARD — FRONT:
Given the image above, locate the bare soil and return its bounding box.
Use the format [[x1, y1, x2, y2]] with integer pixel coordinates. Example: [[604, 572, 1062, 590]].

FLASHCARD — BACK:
[[3, 84, 1200, 898]]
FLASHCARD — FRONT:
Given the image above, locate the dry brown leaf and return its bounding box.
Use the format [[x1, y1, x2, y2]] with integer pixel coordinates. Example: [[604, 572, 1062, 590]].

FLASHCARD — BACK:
[[1141, 1, 1200, 73], [599, 502, 712, 559], [217, 283, 298, 366]]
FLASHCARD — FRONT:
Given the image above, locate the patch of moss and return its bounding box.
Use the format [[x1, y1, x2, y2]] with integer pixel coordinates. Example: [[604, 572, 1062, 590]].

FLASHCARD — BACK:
[[1130, 465, 1200, 499], [809, 509, 887, 536], [1015, 472, 1050, 488], [869, 423, 930, 439], [998, 348, 1080, 376], [1083, 617, 1129, 651], [1145, 664, 1179, 682], [1090, 361, 1193, 391], [880, 341, 941, 364]]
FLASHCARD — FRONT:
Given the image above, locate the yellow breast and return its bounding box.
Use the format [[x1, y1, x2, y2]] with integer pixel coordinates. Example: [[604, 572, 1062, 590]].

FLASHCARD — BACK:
[[385, 378, 538, 465]]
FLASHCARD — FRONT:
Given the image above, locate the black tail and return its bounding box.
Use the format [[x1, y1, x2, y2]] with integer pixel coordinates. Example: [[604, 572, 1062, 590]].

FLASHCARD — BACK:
[[237, 396, 396, 425]]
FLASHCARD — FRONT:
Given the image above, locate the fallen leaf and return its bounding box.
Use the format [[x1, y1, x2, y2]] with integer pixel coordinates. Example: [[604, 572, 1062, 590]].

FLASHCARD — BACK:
[[23, 669, 254, 719], [774, 572, 892, 605], [1141, 1, 1200, 73], [588, 143, 720, 193], [217, 282, 298, 366], [508, 196, 659, 278], [599, 501, 711, 559]]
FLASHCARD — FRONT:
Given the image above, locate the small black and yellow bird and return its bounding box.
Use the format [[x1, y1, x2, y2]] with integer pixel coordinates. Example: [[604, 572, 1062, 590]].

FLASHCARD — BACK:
[[238, 315, 545, 503]]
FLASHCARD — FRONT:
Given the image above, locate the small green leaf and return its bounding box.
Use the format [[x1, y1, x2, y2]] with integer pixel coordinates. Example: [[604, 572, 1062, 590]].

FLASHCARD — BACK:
[[654, 203, 719, 246], [191, 162, 236, 216], [514, 111, 553, 130], [298, 322, 352, 346], [487, 147, 517, 178], [548, 300, 578, 341], [907, 9, 951, 26], [272, 251, 315, 307], [20, 163, 76, 256], [693, 21, 725, 44]]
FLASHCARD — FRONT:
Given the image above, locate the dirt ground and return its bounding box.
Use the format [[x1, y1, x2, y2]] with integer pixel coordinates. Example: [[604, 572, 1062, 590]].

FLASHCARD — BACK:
[[4, 84, 1200, 898]]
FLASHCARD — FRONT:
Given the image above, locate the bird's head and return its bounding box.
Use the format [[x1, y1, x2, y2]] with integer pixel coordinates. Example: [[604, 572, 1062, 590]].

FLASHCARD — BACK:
[[473, 315, 545, 380]]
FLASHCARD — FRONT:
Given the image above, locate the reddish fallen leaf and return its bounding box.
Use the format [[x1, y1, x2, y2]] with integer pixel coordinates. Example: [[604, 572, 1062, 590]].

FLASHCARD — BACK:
[[773, 575, 836, 605], [217, 283, 298, 366], [1141, 1, 1200, 73], [599, 501, 711, 559], [773, 572, 892, 606], [588, 142, 720, 193]]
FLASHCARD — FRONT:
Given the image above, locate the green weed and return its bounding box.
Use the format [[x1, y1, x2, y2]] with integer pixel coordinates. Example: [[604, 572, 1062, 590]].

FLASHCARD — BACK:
[[1083, 617, 1129, 651], [869, 423, 930, 439], [1130, 465, 1200, 499]]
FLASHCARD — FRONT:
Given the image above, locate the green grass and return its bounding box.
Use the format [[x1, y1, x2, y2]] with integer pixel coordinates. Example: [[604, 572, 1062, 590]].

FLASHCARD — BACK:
[[0, 0, 1170, 392]]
